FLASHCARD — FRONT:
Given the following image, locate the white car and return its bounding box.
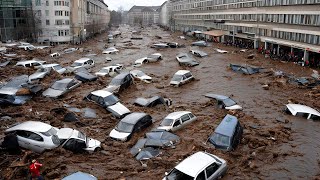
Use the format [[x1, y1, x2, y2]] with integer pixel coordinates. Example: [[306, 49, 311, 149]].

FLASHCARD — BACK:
[[157, 111, 197, 132], [102, 47, 119, 54], [17, 42, 35, 51], [133, 57, 149, 67], [170, 70, 194, 87], [70, 58, 94, 70], [50, 52, 60, 57], [163, 151, 228, 180], [130, 70, 152, 83], [64, 48, 78, 54], [15, 60, 46, 68], [41, 64, 66, 74], [57, 128, 101, 152], [216, 48, 228, 53], [133, 53, 162, 67], [285, 104, 320, 120], [5, 121, 60, 153], [95, 64, 124, 77], [204, 93, 242, 110]]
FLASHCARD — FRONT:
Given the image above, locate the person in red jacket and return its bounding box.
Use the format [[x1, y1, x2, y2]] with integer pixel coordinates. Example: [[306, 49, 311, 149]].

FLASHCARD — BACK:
[[29, 159, 44, 180]]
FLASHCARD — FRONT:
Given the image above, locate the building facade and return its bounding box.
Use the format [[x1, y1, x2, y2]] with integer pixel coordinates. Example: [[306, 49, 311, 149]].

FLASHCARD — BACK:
[[0, 0, 36, 42], [169, 0, 320, 60], [127, 6, 160, 26]]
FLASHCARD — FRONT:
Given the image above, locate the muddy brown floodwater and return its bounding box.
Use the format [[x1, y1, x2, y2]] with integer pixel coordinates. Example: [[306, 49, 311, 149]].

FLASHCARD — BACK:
[[1, 26, 320, 179]]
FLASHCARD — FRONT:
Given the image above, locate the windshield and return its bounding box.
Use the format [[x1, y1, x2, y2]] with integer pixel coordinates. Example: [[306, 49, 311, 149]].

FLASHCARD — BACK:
[[71, 62, 82, 67], [51, 81, 68, 91], [104, 94, 119, 106], [110, 78, 122, 86], [210, 133, 230, 147], [41, 128, 57, 136], [223, 98, 236, 107], [166, 168, 193, 180], [160, 118, 173, 126], [115, 122, 134, 133], [37, 68, 47, 72], [171, 75, 182, 82], [136, 71, 145, 77], [53, 65, 63, 71]]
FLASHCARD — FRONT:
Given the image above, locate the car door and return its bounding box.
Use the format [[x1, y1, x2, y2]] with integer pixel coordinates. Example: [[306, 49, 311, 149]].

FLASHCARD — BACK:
[[98, 97, 106, 108], [195, 170, 206, 180], [180, 114, 191, 127], [140, 115, 152, 129], [205, 162, 221, 180], [171, 118, 182, 131], [181, 75, 187, 84], [27, 132, 46, 153], [16, 130, 31, 149]]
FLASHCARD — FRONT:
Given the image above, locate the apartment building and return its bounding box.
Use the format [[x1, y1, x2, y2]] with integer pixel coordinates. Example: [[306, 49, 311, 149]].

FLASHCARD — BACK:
[[0, 0, 36, 42], [32, 0, 109, 44], [169, 0, 320, 60], [127, 6, 160, 26]]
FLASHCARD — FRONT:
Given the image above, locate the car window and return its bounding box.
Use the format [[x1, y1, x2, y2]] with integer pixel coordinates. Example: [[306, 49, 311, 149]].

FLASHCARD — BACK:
[[310, 114, 320, 120], [182, 75, 187, 80], [206, 162, 220, 178], [98, 97, 105, 105], [67, 81, 77, 88], [88, 60, 93, 64], [196, 171, 205, 180], [185, 73, 192, 78], [173, 120, 181, 127], [89, 94, 99, 102], [63, 138, 86, 152], [31, 62, 40, 66], [181, 114, 190, 122], [296, 112, 309, 118], [28, 132, 44, 141], [188, 113, 195, 118], [25, 64, 31, 67], [16, 130, 30, 138]]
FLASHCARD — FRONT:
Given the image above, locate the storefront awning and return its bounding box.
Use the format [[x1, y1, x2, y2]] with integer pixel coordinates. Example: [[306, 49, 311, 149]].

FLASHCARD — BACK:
[[202, 30, 225, 37]]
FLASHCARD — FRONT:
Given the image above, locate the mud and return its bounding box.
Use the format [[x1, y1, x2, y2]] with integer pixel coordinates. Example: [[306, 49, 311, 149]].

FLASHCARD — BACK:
[[1, 26, 320, 179]]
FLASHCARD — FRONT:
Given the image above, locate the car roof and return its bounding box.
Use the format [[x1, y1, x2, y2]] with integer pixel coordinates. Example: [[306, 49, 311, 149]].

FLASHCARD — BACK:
[[75, 58, 92, 63], [130, 69, 143, 74], [204, 93, 229, 100], [91, 90, 113, 98], [135, 58, 147, 63], [175, 151, 217, 177], [114, 72, 130, 79], [286, 104, 320, 116], [175, 70, 191, 75], [121, 112, 148, 124], [165, 111, 191, 119], [16, 60, 44, 65], [214, 114, 239, 137], [6, 121, 53, 133], [57, 128, 78, 139]]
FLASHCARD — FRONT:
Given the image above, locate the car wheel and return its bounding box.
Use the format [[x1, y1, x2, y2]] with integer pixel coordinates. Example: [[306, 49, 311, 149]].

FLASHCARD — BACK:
[[94, 147, 101, 152]]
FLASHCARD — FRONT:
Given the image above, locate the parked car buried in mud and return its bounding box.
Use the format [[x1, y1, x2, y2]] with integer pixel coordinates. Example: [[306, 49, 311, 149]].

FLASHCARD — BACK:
[[176, 53, 199, 67], [28, 67, 51, 83], [95, 64, 124, 77], [102, 47, 119, 54], [130, 70, 152, 83], [85, 90, 130, 118], [170, 70, 194, 87], [42, 78, 82, 98], [64, 48, 78, 54], [285, 104, 320, 120], [57, 128, 101, 153], [41, 63, 66, 74], [104, 72, 134, 94], [151, 43, 169, 49], [70, 58, 94, 70], [204, 93, 242, 110], [158, 111, 197, 132], [163, 151, 228, 180], [190, 50, 208, 57], [209, 114, 243, 151], [4, 121, 60, 153], [191, 40, 208, 47], [15, 60, 46, 68], [109, 112, 153, 141], [134, 96, 166, 107]]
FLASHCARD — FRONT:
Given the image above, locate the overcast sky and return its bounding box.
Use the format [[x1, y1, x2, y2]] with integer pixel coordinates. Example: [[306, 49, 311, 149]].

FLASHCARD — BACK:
[[104, 0, 167, 11]]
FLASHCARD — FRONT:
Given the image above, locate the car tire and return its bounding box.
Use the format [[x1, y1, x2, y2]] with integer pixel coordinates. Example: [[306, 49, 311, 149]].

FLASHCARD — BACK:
[[94, 147, 101, 152]]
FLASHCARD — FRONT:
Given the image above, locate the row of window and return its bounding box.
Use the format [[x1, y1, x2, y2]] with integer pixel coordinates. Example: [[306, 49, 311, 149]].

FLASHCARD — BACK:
[[55, 11, 70, 16], [58, 29, 69, 36], [35, 0, 49, 6], [175, 21, 320, 45], [175, 14, 320, 26], [87, 2, 103, 14], [54, 1, 69, 7]]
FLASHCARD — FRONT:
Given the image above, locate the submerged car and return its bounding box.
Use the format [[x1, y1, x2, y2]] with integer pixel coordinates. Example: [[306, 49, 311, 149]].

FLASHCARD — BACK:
[[42, 78, 81, 98], [15, 60, 45, 68], [216, 49, 228, 53], [158, 111, 197, 132], [130, 70, 152, 83], [134, 96, 166, 107], [104, 72, 134, 93], [41, 64, 66, 74], [190, 50, 208, 57], [209, 114, 243, 151], [86, 90, 130, 118], [230, 64, 262, 75], [64, 48, 78, 54], [102, 47, 119, 54], [191, 41, 208, 47], [62, 172, 97, 180], [176, 53, 199, 67], [170, 70, 194, 87], [151, 43, 169, 49], [0, 92, 31, 106], [70, 58, 94, 70], [95, 64, 124, 77], [109, 112, 153, 141], [28, 67, 51, 83], [163, 151, 228, 180], [204, 93, 242, 110], [4, 121, 60, 153], [285, 104, 320, 120], [57, 128, 101, 153], [133, 53, 163, 67], [75, 71, 97, 82]]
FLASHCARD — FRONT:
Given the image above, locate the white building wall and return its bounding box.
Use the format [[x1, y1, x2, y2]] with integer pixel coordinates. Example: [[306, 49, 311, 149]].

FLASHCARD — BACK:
[[159, 2, 169, 26]]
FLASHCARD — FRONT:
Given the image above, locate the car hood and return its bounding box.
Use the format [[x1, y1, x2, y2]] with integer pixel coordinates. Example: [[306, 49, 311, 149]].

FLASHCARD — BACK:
[[42, 88, 64, 98], [106, 102, 130, 118], [225, 104, 242, 110], [104, 85, 120, 93], [87, 138, 101, 149], [29, 71, 48, 82], [109, 129, 130, 141]]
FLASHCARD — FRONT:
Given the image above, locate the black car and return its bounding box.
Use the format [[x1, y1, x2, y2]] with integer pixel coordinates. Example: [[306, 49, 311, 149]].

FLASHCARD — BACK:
[[209, 114, 243, 151], [109, 112, 153, 141], [104, 72, 134, 93]]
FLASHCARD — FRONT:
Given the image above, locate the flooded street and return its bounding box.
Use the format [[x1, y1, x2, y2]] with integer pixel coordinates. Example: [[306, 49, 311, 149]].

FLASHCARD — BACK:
[[1, 26, 320, 179]]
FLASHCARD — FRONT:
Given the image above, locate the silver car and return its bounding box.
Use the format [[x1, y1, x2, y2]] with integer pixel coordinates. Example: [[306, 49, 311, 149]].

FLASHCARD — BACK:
[[157, 111, 197, 132], [42, 78, 82, 98], [5, 121, 60, 153]]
